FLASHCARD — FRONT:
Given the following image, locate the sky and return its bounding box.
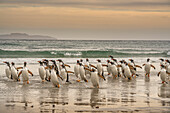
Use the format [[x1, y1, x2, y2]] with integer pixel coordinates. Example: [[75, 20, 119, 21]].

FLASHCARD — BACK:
[[0, 0, 170, 40]]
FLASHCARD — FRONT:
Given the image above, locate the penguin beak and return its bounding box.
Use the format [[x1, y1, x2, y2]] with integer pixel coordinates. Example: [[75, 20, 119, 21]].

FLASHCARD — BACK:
[[3, 61, 7, 63], [37, 61, 40, 63]]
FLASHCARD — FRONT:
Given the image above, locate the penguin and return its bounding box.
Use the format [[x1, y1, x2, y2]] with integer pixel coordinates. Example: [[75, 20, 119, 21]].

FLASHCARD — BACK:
[[90, 68, 99, 88], [18, 62, 33, 84], [3, 62, 12, 79], [111, 58, 121, 77], [157, 65, 168, 84], [43, 59, 51, 82], [96, 59, 106, 80], [50, 60, 62, 80], [128, 59, 142, 78], [38, 61, 46, 82], [50, 65, 60, 88], [85, 58, 91, 76], [79, 63, 88, 82], [142, 58, 156, 77], [110, 62, 118, 79], [165, 60, 170, 80], [60, 64, 67, 81], [159, 58, 165, 69], [74, 60, 80, 82], [106, 60, 111, 75], [119, 60, 126, 78], [124, 62, 132, 80], [11, 62, 21, 81]]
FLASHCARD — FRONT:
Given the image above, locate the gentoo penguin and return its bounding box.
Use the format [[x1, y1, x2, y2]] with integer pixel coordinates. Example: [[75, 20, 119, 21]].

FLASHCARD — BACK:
[[50, 60, 63, 81], [60, 64, 67, 81], [165, 59, 170, 71], [157, 65, 168, 84], [38, 61, 46, 82], [50, 65, 60, 88], [3, 62, 12, 79], [119, 60, 126, 78], [106, 60, 111, 75], [74, 60, 80, 82], [96, 59, 106, 80], [89, 68, 99, 88], [124, 62, 132, 80], [11, 62, 21, 81], [79, 63, 88, 82], [85, 58, 91, 76], [56, 59, 64, 72], [111, 58, 121, 77], [165, 60, 170, 80], [18, 62, 33, 84], [159, 58, 165, 69], [110, 62, 118, 79], [128, 59, 142, 78], [80, 59, 84, 64], [142, 58, 156, 77], [43, 59, 51, 82]]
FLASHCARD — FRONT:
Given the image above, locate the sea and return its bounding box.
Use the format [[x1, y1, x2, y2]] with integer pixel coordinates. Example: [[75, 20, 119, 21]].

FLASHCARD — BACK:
[[0, 39, 169, 58], [0, 39, 169, 64]]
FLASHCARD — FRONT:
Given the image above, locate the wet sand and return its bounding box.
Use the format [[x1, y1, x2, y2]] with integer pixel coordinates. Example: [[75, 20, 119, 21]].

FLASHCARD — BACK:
[[0, 62, 170, 113]]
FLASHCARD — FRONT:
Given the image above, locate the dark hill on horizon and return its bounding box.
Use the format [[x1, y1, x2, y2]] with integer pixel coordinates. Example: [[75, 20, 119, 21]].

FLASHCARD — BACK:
[[0, 33, 57, 40]]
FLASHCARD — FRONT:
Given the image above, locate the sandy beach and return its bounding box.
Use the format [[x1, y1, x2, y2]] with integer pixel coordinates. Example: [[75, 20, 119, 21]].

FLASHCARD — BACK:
[[0, 59, 170, 113]]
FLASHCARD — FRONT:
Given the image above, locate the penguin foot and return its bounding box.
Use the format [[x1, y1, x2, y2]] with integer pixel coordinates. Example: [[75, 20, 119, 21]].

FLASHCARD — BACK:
[[76, 80, 81, 82], [84, 79, 88, 82], [148, 74, 150, 77], [57, 84, 60, 88], [18, 78, 20, 82], [42, 80, 45, 82]]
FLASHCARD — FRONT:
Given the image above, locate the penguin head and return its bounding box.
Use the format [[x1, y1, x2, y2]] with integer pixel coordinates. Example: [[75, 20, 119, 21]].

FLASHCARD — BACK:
[[96, 59, 101, 62], [147, 58, 150, 62], [43, 59, 49, 63], [24, 62, 27, 67], [110, 62, 115, 65], [61, 64, 65, 68], [91, 68, 96, 72], [109, 55, 114, 59], [160, 65, 165, 68], [51, 65, 55, 69], [50, 60, 56, 64], [57, 59, 63, 63], [119, 60, 123, 64], [3, 61, 10, 66], [86, 58, 89, 62], [159, 58, 164, 62], [112, 58, 117, 63], [37, 61, 43, 65], [80, 59, 83, 62], [107, 60, 110, 63], [77, 60, 80, 64], [129, 59, 134, 63], [165, 59, 170, 64], [43, 61, 47, 66], [79, 63, 82, 66], [11, 62, 15, 66]]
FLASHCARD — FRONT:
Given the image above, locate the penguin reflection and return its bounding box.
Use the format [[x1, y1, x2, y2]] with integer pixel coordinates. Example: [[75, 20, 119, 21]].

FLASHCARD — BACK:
[[158, 84, 170, 98], [90, 88, 99, 108]]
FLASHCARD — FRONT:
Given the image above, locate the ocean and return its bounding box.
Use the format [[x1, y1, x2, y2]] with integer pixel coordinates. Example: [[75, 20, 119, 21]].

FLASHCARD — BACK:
[[0, 40, 169, 58]]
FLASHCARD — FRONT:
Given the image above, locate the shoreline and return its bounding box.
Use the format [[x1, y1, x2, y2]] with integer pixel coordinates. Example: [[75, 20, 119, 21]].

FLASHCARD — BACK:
[[0, 58, 170, 113]]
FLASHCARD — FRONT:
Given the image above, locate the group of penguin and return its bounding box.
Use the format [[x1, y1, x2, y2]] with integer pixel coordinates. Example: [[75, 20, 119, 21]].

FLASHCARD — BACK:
[[3, 56, 170, 88]]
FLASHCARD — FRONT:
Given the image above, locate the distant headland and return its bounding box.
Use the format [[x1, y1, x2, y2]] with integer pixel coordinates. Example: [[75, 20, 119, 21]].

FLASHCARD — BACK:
[[0, 33, 57, 40]]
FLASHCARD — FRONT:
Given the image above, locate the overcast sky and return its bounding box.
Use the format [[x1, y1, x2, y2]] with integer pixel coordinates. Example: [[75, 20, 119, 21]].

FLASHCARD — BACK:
[[0, 0, 170, 40]]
